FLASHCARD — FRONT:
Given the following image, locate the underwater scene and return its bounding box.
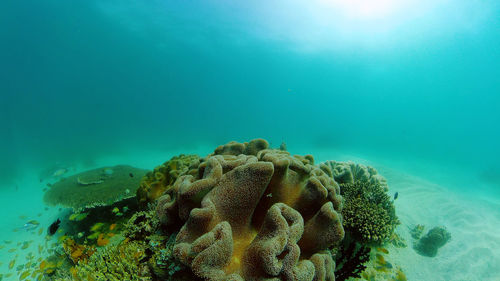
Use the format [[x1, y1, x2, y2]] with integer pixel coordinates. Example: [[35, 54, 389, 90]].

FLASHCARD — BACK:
[[1, 0, 499, 280]]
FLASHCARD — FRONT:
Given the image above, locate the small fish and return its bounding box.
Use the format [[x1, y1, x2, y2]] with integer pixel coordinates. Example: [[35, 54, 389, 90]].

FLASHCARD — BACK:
[[116, 212, 123, 216], [109, 224, 117, 231], [48, 219, 61, 235], [4, 240, 12, 244], [123, 206, 129, 212], [90, 223, 104, 232], [37, 213, 42, 217], [394, 192, 399, 200], [52, 168, 68, 177], [266, 193, 273, 198], [19, 215, 27, 220], [39, 260, 47, 270], [8, 248, 16, 253], [376, 247, 389, 254], [279, 141, 287, 151], [112, 207, 119, 213], [38, 245, 43, 254], [77, 232, 84, 238], [44, 207, 49, 211], [87, 232, 100, 240], [75, 213, 88, 221], [9, 259, 16, 269], [0, 245, 4, 249], [17, 220, 40, 232], [21, 242, 30, 250], [38, 228, 44, 236], [69, 213, 79, 221], [129, 173, 134, 177]]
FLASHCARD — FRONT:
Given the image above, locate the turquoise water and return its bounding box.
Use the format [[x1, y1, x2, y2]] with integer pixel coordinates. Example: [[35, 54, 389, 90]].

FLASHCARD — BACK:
[[1, 0, 499, 280]]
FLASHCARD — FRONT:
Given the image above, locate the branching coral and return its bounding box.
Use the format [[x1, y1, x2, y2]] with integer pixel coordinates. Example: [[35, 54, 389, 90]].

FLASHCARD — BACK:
[[338, 181, 398, 245], [322, 161, 398, 245], [138, 155, 200, 204], [123, 210, 159, 241], [322, 161, 388, 190], [44, 165, 148, 212], [155, 139, 344, 281], [73, 241, 151, 281]]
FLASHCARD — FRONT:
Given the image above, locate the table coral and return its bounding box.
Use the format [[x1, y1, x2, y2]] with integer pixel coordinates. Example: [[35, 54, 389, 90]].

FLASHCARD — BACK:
[[43, 165, 148, 212], [137, 154, 200, 204], [155, 139, 344, 281]]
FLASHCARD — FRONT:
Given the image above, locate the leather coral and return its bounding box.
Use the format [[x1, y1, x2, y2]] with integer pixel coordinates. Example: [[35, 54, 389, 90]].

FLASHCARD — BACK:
[[156, 139, 344, 281]]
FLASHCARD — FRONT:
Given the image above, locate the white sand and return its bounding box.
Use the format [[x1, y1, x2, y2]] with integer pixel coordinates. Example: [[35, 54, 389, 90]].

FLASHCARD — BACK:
[[1, 143, 499, 280]]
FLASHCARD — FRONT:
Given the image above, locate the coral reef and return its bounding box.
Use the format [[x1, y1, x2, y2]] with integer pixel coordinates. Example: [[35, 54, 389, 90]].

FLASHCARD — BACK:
[[43, 165, 148, 212], [71, 241, 151, 281], [322, 161, 388, 190], [123, 210, 160, 241], [322, 161, 398, 245], [156, 139, 345, 280], [414, 226, 451, 257], [62, 238, 96, 264], [137, 154, 200, 204]]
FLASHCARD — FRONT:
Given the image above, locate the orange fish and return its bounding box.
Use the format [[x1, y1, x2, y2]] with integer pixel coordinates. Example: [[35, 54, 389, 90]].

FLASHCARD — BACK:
[[109, 224, 117, 231], [97, 234, 110, 246]]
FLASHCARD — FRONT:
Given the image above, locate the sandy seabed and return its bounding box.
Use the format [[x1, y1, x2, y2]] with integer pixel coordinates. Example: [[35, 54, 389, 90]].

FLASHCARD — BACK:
[[1, 144, 499, 281]]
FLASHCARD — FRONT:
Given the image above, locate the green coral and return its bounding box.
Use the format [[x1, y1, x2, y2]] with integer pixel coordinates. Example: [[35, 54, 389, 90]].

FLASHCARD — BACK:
[[410, 224, 425, 240], [149, 234, 188, 280], [123, 210, 159, 241], [340, 181, 399, 245], [73, 241, 151, 281]]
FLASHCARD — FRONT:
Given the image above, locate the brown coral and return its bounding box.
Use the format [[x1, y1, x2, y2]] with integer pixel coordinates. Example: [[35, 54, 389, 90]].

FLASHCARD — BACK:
[[138, 154, 200, 204], [155, 139, 344, 281]]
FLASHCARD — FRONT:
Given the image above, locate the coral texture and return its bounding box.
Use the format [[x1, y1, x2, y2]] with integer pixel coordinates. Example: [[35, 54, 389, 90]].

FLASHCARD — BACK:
[[414, 226, 451, 257], [322, 161, 388, 190], [43, 165, 148, 212], [138, 154, 200, 204], [123, 210, 160, 241], [322, 161, 398, 245], [73, 241, 151, 281], [156, 139, 344, 281]]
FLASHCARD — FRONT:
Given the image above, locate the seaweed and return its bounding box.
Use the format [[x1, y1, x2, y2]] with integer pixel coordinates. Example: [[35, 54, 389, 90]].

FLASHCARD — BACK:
[[334, 237, 371, 281]]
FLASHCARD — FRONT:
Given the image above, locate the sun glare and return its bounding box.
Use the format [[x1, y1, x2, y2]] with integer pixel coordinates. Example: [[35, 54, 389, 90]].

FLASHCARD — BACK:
[[319, 0, 402, 20]]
